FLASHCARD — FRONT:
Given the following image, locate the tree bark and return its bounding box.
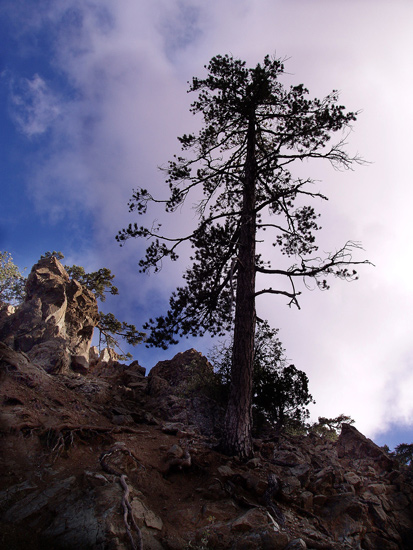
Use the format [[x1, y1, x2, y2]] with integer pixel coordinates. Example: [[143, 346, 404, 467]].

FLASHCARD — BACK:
[[222, 115, 257, 459]]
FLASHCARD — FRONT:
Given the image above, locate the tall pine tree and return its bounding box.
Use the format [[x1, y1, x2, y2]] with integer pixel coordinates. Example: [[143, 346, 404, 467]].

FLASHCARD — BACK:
[[118, 54, 369, 458]]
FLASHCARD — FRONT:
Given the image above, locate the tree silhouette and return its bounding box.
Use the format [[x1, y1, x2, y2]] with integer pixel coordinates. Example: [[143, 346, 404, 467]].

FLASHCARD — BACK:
[[118, 54, 369, 457]]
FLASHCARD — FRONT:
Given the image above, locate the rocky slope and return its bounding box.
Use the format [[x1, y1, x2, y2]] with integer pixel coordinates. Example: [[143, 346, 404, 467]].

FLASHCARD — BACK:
[[1, 259, 413, 549]]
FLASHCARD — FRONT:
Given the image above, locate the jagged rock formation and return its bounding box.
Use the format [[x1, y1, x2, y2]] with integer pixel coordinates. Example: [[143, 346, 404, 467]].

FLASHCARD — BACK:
[[147, 348, 225, 436], [148, 348, 213, 394], [1, 266, 413, 549], [89, 345, 121, 370], [0, 257, 98, 373]]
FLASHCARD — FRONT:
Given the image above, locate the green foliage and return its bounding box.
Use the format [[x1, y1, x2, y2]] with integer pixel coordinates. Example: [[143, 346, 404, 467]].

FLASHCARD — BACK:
[[64, 265, 119, 302], [42, 251, 119, 302], [209, 321, 315, 430], [310, 414, 355, 440], [41, 250, 65, 260], [0, 251, 26, 304], [185, 516, 216, 549], [393, 443, 413, 466], [254, 363, 314, 429], [62, 263, 144, 358], [62, 260, 143, 356], [97, 312, 145, 359]]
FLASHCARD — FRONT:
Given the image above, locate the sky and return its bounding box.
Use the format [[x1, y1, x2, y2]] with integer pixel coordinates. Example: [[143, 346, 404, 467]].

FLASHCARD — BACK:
[[1, 0, 413, 450]]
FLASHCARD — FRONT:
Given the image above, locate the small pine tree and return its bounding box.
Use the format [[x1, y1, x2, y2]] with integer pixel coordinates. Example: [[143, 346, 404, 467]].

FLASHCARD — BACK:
[[210, 320, 314, 432], [0, 251, 26, 304], [310, 414, 355, 440], [394, 443, 413, 466]]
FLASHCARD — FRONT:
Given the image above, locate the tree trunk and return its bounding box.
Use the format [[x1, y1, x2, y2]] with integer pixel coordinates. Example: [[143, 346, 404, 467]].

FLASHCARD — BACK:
[[222, 116, 257, 459]]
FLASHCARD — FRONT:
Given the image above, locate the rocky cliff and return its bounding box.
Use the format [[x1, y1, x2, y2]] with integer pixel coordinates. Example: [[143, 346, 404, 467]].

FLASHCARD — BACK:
[[0, 257, 98, 373], [1, 260, 413, 549]]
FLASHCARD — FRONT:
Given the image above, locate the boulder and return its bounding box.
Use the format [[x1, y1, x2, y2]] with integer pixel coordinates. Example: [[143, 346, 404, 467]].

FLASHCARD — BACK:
[[26, 338, 72, 374], [148, 348, 214, 395], [146, 349, 225, 435], [0, 301, 15, 331], [337, 424, 395, 472], [0, 257, 98, 373], [231, 508, 273, 533], [285, 540, 307, 550]]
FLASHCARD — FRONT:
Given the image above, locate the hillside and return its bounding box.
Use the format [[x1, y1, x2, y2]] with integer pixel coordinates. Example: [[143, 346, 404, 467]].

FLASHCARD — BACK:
[[1, 258, 413, 549]]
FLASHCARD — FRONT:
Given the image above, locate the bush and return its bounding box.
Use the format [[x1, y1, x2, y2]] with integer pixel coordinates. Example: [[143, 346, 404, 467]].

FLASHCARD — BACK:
[[394, 443, 413, 466], [209, 320, 315, 432], [309, 414, 355, 440]]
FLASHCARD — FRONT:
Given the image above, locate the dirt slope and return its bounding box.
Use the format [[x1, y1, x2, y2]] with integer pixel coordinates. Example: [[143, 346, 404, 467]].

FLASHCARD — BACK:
[[1, 343, 413, 550]]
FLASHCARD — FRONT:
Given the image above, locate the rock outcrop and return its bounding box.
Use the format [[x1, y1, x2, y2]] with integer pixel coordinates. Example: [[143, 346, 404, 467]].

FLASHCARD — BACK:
[[0, 257, 98, 373], [147, 348, 225, 436], [148, 348, 213, 394]]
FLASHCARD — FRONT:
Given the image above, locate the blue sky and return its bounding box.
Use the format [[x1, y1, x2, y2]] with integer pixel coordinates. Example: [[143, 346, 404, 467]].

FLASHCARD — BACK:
[[2, 0, 413, 450]]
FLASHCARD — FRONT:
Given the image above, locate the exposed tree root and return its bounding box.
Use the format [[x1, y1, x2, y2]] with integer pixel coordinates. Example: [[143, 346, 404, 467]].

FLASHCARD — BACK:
[[263, 473, 285, 527], [46, 428, 75, 461], [100, 444, 145, 550], [120, 474, 143, 550], [4, 423, 148, 435]]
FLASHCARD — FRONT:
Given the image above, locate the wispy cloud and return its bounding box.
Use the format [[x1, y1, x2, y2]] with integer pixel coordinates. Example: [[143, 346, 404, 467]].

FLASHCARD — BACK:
[[9, 74, 62, 137], [158, 0, 203, 60]]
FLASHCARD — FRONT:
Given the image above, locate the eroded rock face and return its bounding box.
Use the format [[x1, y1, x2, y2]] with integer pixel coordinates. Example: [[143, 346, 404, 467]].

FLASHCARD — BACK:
[[337, 423, 395, 471], [0, 302, 15, 326], [148, 348, 214, 395], [2, 272, 413, 549], [254, 425, 413, 549], [147, 349, 225, 436], [0, 257, 98, 373]]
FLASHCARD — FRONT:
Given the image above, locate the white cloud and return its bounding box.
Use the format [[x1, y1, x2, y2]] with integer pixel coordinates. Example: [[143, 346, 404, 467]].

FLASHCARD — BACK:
[[9, 74, 62, 137], [5, 0, 413, 443]]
